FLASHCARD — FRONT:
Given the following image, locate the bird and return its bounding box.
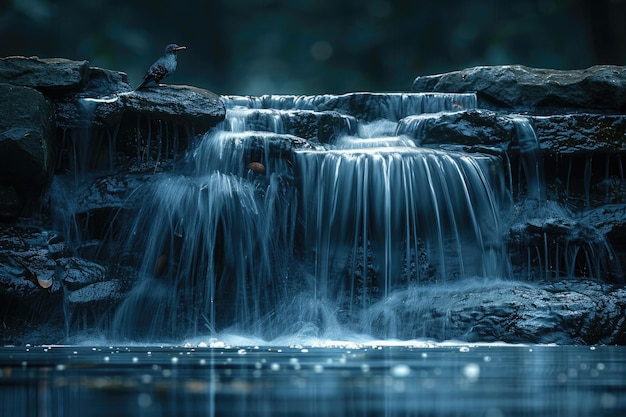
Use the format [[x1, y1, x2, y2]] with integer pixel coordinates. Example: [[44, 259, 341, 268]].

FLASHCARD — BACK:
[[136, 43, 187, 90]]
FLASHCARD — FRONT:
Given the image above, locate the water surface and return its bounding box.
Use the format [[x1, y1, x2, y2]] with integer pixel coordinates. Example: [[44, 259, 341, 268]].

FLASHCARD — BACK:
[[1, 344, 624, 416]]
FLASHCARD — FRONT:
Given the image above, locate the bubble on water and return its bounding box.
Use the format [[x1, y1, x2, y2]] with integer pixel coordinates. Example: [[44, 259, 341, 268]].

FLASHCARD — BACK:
[[483, 356, 492, 363], [463, 363, 480, 382], [270, 363, 280, 371], [459, 347, 470, 353], [56, 364, 66, 371], [237, 349, 247, 355], [103, 356, 110, 362], [198, 342, 208, 348], [597, 363, 606, 371], [313, 364, 324, 373], [421, 352, 428, 359], [132, 357, 139, 364], [171, 357, 179, 365], [601, 393, 617, 408], [361, 364, 370, 373], [390, 364, 411, 378], [137, 393, 152, 408], [199, 359, 206, 366]]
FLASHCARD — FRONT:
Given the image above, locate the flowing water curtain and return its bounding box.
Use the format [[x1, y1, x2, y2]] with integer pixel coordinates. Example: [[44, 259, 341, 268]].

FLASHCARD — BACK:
[[111, 147, 298, 339], [295, 147, 510, 309]]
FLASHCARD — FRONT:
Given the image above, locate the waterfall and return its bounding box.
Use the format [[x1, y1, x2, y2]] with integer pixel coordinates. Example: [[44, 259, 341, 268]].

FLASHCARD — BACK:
[[513, 116, 546, 201], [105, 92, 515, 340]]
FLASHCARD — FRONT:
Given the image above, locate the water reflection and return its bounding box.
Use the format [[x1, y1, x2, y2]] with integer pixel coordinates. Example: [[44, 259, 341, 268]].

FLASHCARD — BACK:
[[1, 345, 625, 416]]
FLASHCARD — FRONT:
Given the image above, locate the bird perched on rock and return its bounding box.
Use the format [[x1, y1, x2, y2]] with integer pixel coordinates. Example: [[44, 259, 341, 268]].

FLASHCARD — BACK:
[[136, 43, 186, 90]]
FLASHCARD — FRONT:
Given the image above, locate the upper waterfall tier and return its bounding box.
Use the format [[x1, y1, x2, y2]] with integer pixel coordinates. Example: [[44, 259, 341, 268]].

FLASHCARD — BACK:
[[222, 92, 477, 122]]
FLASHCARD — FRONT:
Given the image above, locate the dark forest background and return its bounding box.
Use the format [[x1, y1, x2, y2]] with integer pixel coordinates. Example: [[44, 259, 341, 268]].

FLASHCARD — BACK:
[[1, 0, 625, 95]]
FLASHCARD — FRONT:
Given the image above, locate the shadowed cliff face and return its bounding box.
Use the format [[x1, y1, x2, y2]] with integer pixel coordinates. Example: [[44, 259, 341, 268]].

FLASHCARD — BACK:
[[2, 0, 626, 94], [0, 58, 625, 345]]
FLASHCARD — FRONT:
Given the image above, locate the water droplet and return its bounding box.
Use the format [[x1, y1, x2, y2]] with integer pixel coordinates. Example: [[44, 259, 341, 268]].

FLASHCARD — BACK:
[[171, 357, 179, 364], [390, 364, 411, 378], [132, 357, 139, 364], [421, 352, 428, 359], [270, 363, 280, 371], [199, 359, 206, 366], [463, 363, 480, 382], [103, 356, 110, 362]]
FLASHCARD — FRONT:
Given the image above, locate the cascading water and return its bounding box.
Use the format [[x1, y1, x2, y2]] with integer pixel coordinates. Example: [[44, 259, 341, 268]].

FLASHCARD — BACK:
[[103, 92, 520, 341]]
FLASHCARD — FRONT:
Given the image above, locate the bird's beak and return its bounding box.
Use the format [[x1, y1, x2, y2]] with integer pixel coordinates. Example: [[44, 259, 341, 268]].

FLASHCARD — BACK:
[[174, 46, 187, 51]]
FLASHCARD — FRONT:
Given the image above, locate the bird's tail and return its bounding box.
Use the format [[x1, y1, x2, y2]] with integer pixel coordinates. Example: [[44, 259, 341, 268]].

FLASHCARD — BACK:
[[135, 78, 151, 90]]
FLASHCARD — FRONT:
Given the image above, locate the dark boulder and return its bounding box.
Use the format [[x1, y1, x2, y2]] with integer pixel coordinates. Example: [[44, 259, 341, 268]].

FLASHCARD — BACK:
[[0, 185, 21, 220], [397, 109, 516, 147], [0, 83, 55, 186], [123, 85, 225, 133], [412, 65, 626, 114], [533, 113, 626, 155], [0, 56, 90, 94], [367, 279, 626, 344]]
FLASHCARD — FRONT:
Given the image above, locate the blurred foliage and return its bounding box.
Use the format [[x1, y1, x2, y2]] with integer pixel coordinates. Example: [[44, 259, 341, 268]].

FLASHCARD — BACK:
[[1, 0, 625, 94]]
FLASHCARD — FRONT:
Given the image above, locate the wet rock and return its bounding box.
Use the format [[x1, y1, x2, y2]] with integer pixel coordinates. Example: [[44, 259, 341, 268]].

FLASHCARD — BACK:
[[56, 84, 224, 130], [0, 83, 55, 186], [367, 279, 626, 344], [533, 114, 626, 155], [123, 85, 225, 132], [0, 225, 62, 298], [397, 109, 516, 147], [285, 110, 357, 144], [48, 173, 152, 245], [582, 204, 626, 275], [58, 257, 107, 291], [412, 65, 626, 113], [505, 201, 624, 284], [65, 279, 124, 305], [0, 185, 21, 219], [0, 56, 90, 94], [52, 67, 131, 129]]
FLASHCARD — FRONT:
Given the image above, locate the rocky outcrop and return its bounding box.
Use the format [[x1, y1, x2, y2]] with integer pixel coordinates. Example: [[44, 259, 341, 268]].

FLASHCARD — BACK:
[[0, 56, 226, 344], [0, 55, 225, 210], [367, 279, 626, 344], [412, 65, 626, 114]]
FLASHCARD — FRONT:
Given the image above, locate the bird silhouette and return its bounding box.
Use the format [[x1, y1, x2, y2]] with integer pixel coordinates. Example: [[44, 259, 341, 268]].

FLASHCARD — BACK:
[[136, 44, 186, 90]]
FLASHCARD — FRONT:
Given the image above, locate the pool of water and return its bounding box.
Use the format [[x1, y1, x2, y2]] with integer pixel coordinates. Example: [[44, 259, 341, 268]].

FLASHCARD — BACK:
[[1, 344, 625, 416]]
